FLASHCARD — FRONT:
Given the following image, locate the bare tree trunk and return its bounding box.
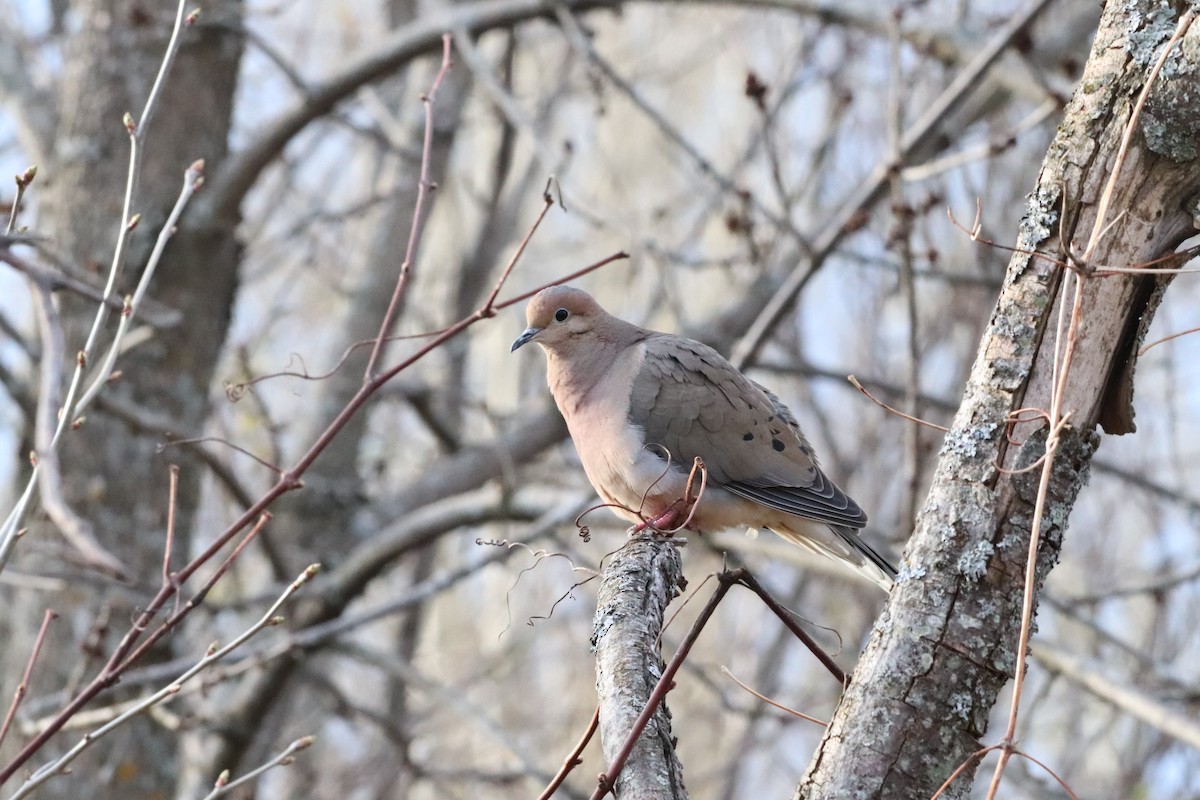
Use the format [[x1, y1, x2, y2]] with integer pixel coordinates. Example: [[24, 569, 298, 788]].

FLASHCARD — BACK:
[[0, 2, 244, 797], [592, 538, 688, 800], [798, 2, 1200, 797]]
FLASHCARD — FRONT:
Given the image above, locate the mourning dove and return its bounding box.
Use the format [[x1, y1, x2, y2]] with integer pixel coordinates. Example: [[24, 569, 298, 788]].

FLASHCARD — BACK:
[[512, 285, 896, 590]]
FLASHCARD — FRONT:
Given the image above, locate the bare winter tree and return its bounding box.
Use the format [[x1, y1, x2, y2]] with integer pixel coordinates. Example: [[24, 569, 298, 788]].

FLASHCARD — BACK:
[[0, 0, 1196, 799], [800, 4, 1200, 797]]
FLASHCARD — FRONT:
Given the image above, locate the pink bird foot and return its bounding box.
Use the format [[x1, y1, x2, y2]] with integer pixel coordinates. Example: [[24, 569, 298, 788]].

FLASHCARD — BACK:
[[626, 500, 698, 538]]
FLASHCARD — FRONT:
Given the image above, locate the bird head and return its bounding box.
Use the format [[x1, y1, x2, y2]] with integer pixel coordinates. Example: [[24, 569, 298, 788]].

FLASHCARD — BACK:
[[511, 285, 604, 353]]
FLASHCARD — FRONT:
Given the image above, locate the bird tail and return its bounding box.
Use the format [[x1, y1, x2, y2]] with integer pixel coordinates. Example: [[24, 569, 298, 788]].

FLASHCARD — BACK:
[[768, 521, 897, 592]]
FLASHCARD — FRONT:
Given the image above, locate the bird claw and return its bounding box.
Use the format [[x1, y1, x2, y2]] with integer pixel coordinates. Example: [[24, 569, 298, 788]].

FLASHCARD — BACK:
[[628, 505, 678, 534], [626, 502, 695, 541]]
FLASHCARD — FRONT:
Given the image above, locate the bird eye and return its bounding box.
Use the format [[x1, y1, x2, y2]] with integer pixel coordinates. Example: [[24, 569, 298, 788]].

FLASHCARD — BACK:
[[554, 308, 570, 322]]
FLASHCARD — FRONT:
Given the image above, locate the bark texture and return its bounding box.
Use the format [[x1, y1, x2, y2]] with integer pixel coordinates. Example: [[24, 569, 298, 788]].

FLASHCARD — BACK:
[[592, 538, 688, 800], [798, 2, 1200, 797]]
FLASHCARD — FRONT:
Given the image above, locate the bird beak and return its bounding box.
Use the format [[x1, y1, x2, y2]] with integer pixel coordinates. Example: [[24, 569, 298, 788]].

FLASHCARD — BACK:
[[511, 326, 541, 352]]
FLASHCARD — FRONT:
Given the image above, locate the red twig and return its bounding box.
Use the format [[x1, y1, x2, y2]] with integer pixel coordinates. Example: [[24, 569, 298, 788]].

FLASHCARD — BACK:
[[0, 610, 57, 750], [948, 203, 1068, 270], [931, 744, 999, 799], [537, 705, 599, 800], [114, 513, 270, 674], [363, 34, 454, 381], [163, 464, 182, 615], [932, 743, 1079, 800], [734, 569, 846, 685], [1139, 324, 1200, 356], [0, 237, 624, 786], [849, 374, 948, 432], [158, 436, 283, 475], [721, 666, 826, 726], [493, 251, 629, 312], [0, 48, 624, 782], [483, 179, 556, 311]]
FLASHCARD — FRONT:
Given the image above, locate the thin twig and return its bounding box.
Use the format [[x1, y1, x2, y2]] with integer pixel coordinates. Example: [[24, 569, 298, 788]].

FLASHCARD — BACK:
[[931, 745, 999, 800], [0, 156, 202, 573], [482, 179, 555, 310], [1138, 324, 1200, 356], [75, 159, 205, 413], [158, 436, 284, 476], [848, 375, 948, 432], [0, 610, 57, 750], [537, 705, 599, 800], [163, 464, 182, 614], [732, 0, 1057, 368], [733, 569, 846, 685], [494, 252, 628, 312], [9, 565, 320, 800], [983, 11, 1195, 797], [201, 735, 315, 800], [4, 166, 35, 235], [364, 34, 454, 381], [720, 666, 826, 726]]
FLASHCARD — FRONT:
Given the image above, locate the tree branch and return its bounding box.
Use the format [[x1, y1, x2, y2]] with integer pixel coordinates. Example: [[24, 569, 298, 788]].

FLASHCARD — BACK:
[[591, 538, 688, 800], [797, 2, 1200, 796]]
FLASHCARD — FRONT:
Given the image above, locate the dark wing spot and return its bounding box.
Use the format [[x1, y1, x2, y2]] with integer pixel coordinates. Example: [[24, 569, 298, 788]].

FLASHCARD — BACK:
[[743, 433, 754, 441], [771, 439, 785, 452]]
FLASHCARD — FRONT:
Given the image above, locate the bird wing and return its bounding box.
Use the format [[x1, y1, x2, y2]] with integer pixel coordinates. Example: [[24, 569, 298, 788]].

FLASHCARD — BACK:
[[626, 334, 867, 529]]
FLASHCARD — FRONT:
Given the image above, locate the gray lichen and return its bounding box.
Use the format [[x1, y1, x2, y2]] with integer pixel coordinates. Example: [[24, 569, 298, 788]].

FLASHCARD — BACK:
[[956, 540, 995, 582], [1143, 76, 1200, 161], [939, 422, 997, 460], [1143, 109, 1196, 158], [1123, 0, 1179, 66], [995, 530, 1025, 551], [1017, 184, 1061, 250], [933, 522, 957, 545], [949, 693, 973, 721]]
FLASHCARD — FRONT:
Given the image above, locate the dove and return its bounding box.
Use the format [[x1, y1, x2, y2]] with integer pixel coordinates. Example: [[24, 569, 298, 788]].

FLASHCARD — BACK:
[[511, 285, 896, 590]]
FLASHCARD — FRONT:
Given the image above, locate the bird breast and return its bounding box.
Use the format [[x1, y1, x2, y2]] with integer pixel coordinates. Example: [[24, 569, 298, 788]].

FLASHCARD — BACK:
[[548, 342, 662, 522]]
